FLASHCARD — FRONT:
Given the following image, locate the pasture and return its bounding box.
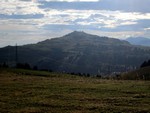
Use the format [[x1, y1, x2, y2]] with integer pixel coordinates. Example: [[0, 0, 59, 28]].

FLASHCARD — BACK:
[[0, 68, 150, 113]]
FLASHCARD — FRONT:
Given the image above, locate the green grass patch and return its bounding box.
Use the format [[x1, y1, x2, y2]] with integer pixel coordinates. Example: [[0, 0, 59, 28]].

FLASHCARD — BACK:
[[0, 68, 150, 113]]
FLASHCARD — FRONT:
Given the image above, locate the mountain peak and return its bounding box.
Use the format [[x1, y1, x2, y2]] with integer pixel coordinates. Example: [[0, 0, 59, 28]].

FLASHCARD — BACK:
[[72, 31, 84, 34], [63, 31, 130, 45], [65, 31, 88, 37], [0, 32, 150, 75]]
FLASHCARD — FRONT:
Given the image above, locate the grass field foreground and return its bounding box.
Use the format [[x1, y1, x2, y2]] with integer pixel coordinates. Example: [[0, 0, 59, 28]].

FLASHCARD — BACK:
[[0, 68, 150, 113]]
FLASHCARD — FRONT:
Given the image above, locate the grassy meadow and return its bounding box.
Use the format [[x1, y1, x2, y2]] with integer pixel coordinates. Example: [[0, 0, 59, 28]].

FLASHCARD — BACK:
[[0, 68, 150, 113]]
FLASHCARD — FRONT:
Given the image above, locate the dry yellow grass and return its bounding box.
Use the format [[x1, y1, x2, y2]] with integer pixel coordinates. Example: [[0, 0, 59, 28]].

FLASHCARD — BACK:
[[0, 68, 150, 113]]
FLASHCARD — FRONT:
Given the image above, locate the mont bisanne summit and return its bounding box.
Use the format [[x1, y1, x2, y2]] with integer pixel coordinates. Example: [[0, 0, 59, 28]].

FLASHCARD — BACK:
[[0, 31, 150, 75]]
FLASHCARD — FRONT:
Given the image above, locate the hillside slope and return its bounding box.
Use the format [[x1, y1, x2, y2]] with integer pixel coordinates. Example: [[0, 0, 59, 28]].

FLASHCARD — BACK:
[[0, 31, 150, 75]]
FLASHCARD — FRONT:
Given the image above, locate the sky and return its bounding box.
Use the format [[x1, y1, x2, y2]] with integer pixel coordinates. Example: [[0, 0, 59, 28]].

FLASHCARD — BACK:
[[0, 0, 150, 47]]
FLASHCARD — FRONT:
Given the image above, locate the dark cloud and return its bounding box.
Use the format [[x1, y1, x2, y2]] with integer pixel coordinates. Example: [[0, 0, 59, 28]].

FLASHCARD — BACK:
[[39, 0, 150, 13], [0, 14, 44, 19]]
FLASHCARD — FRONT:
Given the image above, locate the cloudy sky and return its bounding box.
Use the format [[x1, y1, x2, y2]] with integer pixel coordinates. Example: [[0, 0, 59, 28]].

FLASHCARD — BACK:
[[0, 0, 150, 47]]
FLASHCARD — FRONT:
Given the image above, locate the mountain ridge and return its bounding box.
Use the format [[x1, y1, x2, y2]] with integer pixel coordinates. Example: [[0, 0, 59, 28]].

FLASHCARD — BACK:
[[126, 37, 150, 46], [39, 31, 130, 46], [0, 31, 150, 75]]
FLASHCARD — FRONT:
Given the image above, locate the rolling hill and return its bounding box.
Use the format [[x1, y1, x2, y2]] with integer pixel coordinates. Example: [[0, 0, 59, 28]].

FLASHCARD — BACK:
[[0, 31, 150, 75]]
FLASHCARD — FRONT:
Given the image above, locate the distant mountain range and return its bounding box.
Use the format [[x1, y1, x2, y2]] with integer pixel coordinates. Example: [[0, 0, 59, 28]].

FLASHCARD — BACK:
[[0, 31, 150, 75], [126, 37, 150, 46]]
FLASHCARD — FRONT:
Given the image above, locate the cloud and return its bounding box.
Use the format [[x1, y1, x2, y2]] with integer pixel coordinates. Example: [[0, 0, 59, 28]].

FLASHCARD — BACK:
[[0, 0, 150, 47], [144, 28, 150, 31], [44, 0, 99, 2], [40, 10, 150, 31], [0, 0, 42, 15], [0, 14, 44, 19], [84, 30, 144, 39], [39, 0, 150, 13], [1, 8, 150, 33]]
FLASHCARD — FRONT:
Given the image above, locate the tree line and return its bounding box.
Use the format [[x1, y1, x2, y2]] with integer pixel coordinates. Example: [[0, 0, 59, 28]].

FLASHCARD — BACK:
[[140, 59, 150, 68], [0, 60, 149, 80]]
